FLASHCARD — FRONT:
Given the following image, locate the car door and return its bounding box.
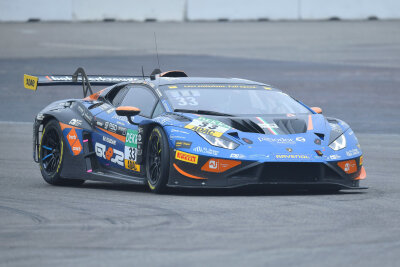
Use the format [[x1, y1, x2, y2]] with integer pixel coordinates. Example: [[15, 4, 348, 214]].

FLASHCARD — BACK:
[[92, 84, 159, 176]]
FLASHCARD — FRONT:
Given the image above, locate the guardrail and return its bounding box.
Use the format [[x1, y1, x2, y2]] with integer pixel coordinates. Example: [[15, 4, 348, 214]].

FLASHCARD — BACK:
[[1, 0, 399, 22]]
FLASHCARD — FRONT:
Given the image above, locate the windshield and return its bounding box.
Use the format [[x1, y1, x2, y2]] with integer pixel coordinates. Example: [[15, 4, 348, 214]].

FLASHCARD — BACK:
[[163, 85, 311, 116]]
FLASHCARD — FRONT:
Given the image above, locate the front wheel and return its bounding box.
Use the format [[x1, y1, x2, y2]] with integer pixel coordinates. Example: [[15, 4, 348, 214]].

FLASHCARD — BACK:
[[145, 126, 170, 193], [39, 119, 85, 186]]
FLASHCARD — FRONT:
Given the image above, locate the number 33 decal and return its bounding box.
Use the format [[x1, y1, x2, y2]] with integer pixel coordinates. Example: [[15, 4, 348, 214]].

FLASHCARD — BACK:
[[176, 97, 198, 106]]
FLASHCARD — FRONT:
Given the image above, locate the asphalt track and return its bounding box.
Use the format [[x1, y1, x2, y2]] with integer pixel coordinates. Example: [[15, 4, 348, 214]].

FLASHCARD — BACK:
[[0, 21, 400, 267]]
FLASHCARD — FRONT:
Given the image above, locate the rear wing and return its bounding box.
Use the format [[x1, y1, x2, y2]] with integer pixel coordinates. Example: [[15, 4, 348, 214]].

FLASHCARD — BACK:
[[24, 67, 146, 97]]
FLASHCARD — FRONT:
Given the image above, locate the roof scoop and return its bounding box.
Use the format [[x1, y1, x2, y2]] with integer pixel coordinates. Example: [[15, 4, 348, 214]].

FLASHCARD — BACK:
[[160, 70, 188, 78]]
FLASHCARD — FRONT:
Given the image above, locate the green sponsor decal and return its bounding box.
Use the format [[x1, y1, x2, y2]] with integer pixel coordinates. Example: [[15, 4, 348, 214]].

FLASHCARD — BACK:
[[125, 129, 138, 148], [197, 117, 230, 130]]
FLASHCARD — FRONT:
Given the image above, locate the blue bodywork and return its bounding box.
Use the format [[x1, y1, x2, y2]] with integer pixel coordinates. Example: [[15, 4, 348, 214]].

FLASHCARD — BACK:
[[33, 76, 366, 190]]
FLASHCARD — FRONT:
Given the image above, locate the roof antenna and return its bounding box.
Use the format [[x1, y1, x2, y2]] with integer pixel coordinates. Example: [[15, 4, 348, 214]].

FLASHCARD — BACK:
[[141, 66, 145, 80], [154, 32, 161, 70]]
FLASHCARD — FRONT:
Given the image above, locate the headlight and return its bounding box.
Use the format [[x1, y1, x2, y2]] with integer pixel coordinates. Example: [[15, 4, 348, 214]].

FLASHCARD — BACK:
[[329, 134, 346, 151], [198, 132, 239, 150]]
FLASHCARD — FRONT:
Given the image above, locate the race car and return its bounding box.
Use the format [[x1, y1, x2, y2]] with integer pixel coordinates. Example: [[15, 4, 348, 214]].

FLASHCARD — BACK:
[[24, 67, 366, 193]]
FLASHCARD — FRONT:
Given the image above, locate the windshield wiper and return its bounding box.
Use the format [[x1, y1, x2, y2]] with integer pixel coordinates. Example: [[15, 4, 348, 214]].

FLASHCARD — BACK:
[[174, 109, 235, 117]]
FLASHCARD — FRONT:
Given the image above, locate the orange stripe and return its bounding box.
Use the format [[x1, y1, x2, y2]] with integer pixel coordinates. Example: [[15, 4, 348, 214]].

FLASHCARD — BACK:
[[354, 166, 366, 180], [97, 127, 126, 143], [45, 75, 52, 81], [307, 115, 313, 131], [173, 163, 207, 180]]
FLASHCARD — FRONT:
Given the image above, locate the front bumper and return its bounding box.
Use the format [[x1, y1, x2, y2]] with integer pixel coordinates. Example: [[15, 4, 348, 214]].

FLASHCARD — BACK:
[[167, 151, 366, 189]]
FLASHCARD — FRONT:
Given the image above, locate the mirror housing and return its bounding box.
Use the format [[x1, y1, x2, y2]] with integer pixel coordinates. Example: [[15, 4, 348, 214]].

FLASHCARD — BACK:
[[116, 106, 140, 124], [311, 107, 322, 114]]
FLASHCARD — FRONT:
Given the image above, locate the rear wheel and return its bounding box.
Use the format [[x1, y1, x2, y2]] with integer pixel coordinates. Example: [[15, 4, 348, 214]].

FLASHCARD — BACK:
[[146, 126, 170, 193], [39, 119, 85, 186]]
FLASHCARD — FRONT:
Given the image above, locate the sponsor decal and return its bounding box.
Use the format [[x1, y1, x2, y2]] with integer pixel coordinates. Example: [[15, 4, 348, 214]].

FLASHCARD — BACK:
[[337, 160, 357, 174], [66, 127, 82, 156], [346, 148, 360, 157], [48, 75, 137, 83], [175, 150, 198, 164], [183, 84, 257, 89], [296, 137, 306, 142], [117, 126, 127, 136], [170, 135, 187, 140], [95, 142, 124, 166], [328, 154, 341, 160], [258, 137, 296, 144], [230, 153, 245, 159], [125, 129, 138, 148], [242, 137, 253, 144], [359, 155, 363, 166], [155, 116, 173, 125], [255, 117, 278, 135], [107, 122, 118, 133], [24, 74, 38, 90], [175, 140, 192, 149], [184, 117, 230, 138], [124, 129, 138, 164], [69, 119, 82, 127], [275, 154, 311, 160], [102, 136, 116, 145], [184, 126, 222, 137], [248, 154, 270, 159], [192, 146, 219, 156], [171, 128, 190, 134], [96, 120, 104, 127], [112, 114, 129, 123], [125, 160, 140, 172], [201, 158, 241, 173], [36, 113, 44, 121]]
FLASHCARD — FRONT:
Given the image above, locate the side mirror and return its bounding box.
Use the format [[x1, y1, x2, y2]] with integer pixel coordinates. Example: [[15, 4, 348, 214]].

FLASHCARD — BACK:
[[311, 107, 322, 114], [116, 106, 140, 124]]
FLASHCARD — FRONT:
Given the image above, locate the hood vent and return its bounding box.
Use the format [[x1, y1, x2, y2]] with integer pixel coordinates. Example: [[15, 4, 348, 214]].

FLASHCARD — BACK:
[[314, 133, 325, 140], [214, 117, 307, 135], [223, 118, 264, 134], [274, 119, 307, 134]]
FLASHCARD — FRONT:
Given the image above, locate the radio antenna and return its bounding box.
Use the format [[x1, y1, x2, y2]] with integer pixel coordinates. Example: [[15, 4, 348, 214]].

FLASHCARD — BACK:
[[141, 66, 145, 80], [154, 32, 161, 69]]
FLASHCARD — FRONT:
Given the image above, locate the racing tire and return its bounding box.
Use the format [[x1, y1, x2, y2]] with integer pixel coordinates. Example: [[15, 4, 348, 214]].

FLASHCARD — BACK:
[[145, 126, 170, 194], [39, 119, 85, 186]]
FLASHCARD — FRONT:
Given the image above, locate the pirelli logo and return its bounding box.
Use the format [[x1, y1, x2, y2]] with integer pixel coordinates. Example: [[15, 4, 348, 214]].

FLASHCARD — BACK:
[[175, 150, 198, 164]]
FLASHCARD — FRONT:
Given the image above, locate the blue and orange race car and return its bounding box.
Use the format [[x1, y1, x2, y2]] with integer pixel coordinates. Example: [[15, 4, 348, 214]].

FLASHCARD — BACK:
[[24, 68, 366, 193]]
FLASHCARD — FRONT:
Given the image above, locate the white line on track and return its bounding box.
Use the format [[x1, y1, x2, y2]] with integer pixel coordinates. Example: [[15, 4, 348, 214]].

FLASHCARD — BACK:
[[0, 121, 32, 125], [40, 42, 125, 51]]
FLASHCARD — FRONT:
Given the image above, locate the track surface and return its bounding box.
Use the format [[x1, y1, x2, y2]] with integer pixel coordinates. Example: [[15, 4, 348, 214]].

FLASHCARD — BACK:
[[1, 22, 400, 266]]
